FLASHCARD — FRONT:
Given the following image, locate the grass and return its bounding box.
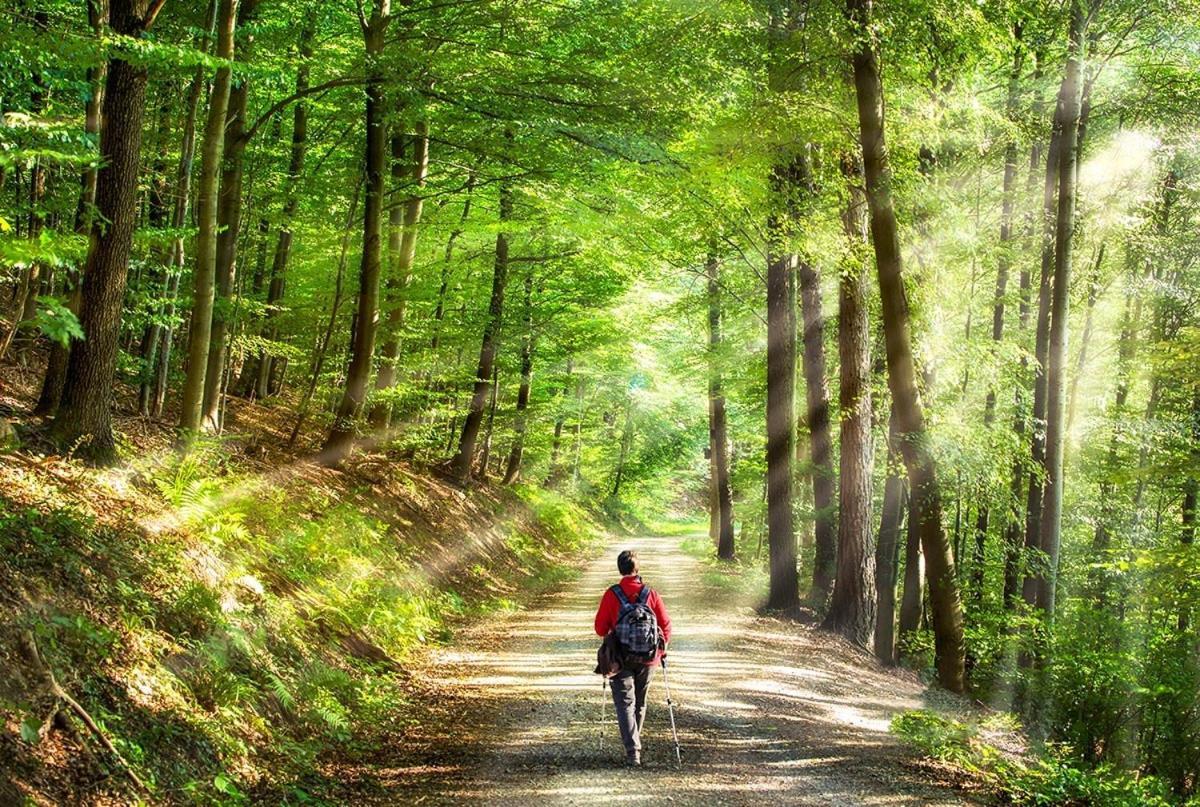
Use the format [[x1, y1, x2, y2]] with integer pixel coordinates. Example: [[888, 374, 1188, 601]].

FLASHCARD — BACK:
[[0, 440, 607, 805], [892, 710, 1187, 807]]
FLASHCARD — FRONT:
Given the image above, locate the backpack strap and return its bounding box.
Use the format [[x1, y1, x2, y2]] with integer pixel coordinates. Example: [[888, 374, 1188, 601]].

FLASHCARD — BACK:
[[610, 584, 631, 608], [636, 586, 651, 605]]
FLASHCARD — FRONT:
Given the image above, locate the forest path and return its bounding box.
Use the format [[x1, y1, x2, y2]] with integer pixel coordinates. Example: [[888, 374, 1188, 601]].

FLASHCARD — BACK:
[[343, 531, 971, 806]]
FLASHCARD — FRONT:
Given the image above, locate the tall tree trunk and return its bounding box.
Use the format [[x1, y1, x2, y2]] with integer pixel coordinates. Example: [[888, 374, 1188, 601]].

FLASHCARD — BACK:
[[257, 20, 314, 399], [201, 0, 261, 430], [898, 487, 922, 641], [35, 0, 108, 415], [611, 401, 634, 498], [476, 363, 501, 479], [370, 120, 430, 429], [322, 0, 391, 463], [708, 255, 736, 560], [502, 271, 535, 484], [450, 169, 512, 482], [875, 410, 905, 664], [972, 29, 1024, 604], [49, 0, 152, 464], [765, 157, 799, 613], [1021, 80, 1067, 609], [180, 0, 240, 435], [823, 154, 874, 646], [546, 357, 572, 485], [848, 0, 964, 692], [798, 255, 836, 605], [1034, 0, 1088, 619]]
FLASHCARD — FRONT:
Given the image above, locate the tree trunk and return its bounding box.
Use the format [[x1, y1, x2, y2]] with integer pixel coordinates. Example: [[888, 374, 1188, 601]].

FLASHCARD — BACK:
[[972, 29, 1024, 604], [1034, 0, 1087, 619], [765, 157, 799, 613], [370, 120, 430, 429], [476, 363, 501, 479], [49, 0, 152, 464], [35, 0, 108, 416], [322, 0, 391, 463], [546, 357, 572, 485], [201, 0, 261, 430], [450, 170, 512, 482], [823, 154, 874, 646], [708, 255, 736, 560], [257, 20, 314, 399], [180, 0, 240, 436], [848, 0, 964, 692], [611, 401, 634, 498], [798, 255, 836, 605], [875, 410, 905, 664], [502, 271, 535, 484]]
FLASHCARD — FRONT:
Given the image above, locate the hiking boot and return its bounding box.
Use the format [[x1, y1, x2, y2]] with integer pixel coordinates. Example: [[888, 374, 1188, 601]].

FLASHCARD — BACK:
[[625, 751, 641, 767]]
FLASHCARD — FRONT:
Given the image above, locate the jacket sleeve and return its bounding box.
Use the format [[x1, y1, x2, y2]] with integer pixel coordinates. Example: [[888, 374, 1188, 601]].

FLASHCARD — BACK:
[[651, 591, 672, 645], [594, 588, 617, 636]]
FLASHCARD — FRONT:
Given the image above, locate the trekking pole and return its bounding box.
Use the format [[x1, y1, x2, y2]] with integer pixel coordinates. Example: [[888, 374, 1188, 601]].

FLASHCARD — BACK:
[[598, 677, 606, 752], [660, 655, 682, 766]]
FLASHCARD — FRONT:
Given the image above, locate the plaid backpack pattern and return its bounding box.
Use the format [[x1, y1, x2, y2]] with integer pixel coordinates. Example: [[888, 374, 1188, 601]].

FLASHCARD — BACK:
[[611, 584, 661, 664]]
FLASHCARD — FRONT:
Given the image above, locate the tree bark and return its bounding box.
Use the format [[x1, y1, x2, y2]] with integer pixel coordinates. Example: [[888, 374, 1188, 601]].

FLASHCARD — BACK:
[[765, 159, 799, 612], [848, 0, 965, 692], [180, 0, 240, 436], [201, 0, 261, 430], [707, 255, 736, 560], [50, 0, 152, 464], [370, 120, 430, 429], [972, 28, 1024, 604], [502, 271, 535, 484], [824, 154, 874, 646], [257, 20, 314, 399], [35, 0, 108, 416], [546, 357, 572, 485], [798, 256, 836, 606], [450, 167, 512, 482], [322, 0, 391, 463], [1034, 0, 1088, 619], [875, 410, 905, 664]]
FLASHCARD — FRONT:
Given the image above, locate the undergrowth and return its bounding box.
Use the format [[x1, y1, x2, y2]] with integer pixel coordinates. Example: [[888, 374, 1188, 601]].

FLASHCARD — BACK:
[[0, 439, 605, 804], [892, 710, 1189, 806]]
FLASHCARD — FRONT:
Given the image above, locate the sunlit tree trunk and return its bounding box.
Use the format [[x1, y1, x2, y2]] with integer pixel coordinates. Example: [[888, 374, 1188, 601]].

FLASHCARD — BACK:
[[50, 0, 153, 464], [322, 0, 391, 463], [798, 255, 835, 606], [973, 29, 1023, 604], [848, 0, 964, 692], [371, 120, 429, 430], [1034, 0, 1088, 619], [823, 155, 874, 646], [546, 357, 572, 486], [706, 255, 736, 559]]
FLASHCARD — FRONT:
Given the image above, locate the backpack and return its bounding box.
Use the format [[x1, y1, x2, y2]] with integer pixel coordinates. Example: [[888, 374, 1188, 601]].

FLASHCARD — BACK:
[[611, 584, 661, 665]]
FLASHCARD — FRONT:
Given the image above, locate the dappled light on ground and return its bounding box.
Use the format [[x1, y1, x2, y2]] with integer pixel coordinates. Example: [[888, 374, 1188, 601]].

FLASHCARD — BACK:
[[345, 532, 974, 806]]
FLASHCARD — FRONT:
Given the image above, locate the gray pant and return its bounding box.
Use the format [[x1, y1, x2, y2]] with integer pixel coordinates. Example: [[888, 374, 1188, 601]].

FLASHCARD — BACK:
[[609, 664, 653, 755]]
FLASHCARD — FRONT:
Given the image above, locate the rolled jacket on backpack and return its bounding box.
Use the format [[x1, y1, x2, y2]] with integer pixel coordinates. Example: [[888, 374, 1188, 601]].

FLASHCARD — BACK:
[[594, 632, 622, 678], [593, 574, 672, 668]]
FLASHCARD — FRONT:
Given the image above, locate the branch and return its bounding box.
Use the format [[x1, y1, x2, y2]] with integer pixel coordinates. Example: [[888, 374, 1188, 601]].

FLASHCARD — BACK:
[[242, 77, 366, 143], [143, 0, 168, 31]]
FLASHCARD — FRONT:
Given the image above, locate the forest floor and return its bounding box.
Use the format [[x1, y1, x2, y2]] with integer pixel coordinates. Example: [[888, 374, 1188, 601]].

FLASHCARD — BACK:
[[331, 530, 980, 806]]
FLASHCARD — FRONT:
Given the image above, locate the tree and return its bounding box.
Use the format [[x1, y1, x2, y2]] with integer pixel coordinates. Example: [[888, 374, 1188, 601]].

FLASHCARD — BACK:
[[707, 255, 735, 560], [847, 0, 965, 692], [823, 154, 875, 646], [50, 0, 162, 464], [322, 0, 392, 463], [179, 0, 240, 436]]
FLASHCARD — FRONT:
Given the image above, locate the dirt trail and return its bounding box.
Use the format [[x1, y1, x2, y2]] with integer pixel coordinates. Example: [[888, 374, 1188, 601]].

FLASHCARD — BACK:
[[348, 532, 971, 806]]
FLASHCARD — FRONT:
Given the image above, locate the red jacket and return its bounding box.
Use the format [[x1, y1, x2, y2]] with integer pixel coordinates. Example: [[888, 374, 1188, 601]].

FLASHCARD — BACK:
[[594, 575, 672, 666]]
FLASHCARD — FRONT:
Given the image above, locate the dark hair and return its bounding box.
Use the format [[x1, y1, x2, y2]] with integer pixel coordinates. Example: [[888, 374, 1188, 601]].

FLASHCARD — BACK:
[[617, 549, 638, 576]]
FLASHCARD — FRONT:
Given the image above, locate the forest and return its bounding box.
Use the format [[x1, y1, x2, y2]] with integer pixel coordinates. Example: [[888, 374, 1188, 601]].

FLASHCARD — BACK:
[[1, 0, 1199, 803]]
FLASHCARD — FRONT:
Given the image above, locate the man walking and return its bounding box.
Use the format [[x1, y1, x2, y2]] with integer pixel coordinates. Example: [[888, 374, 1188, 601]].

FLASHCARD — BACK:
[[594, 549, 672, 766]]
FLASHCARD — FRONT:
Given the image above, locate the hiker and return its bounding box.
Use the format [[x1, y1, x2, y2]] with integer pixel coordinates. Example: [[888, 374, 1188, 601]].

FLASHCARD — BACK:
[[594, 549, 672, 766]]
